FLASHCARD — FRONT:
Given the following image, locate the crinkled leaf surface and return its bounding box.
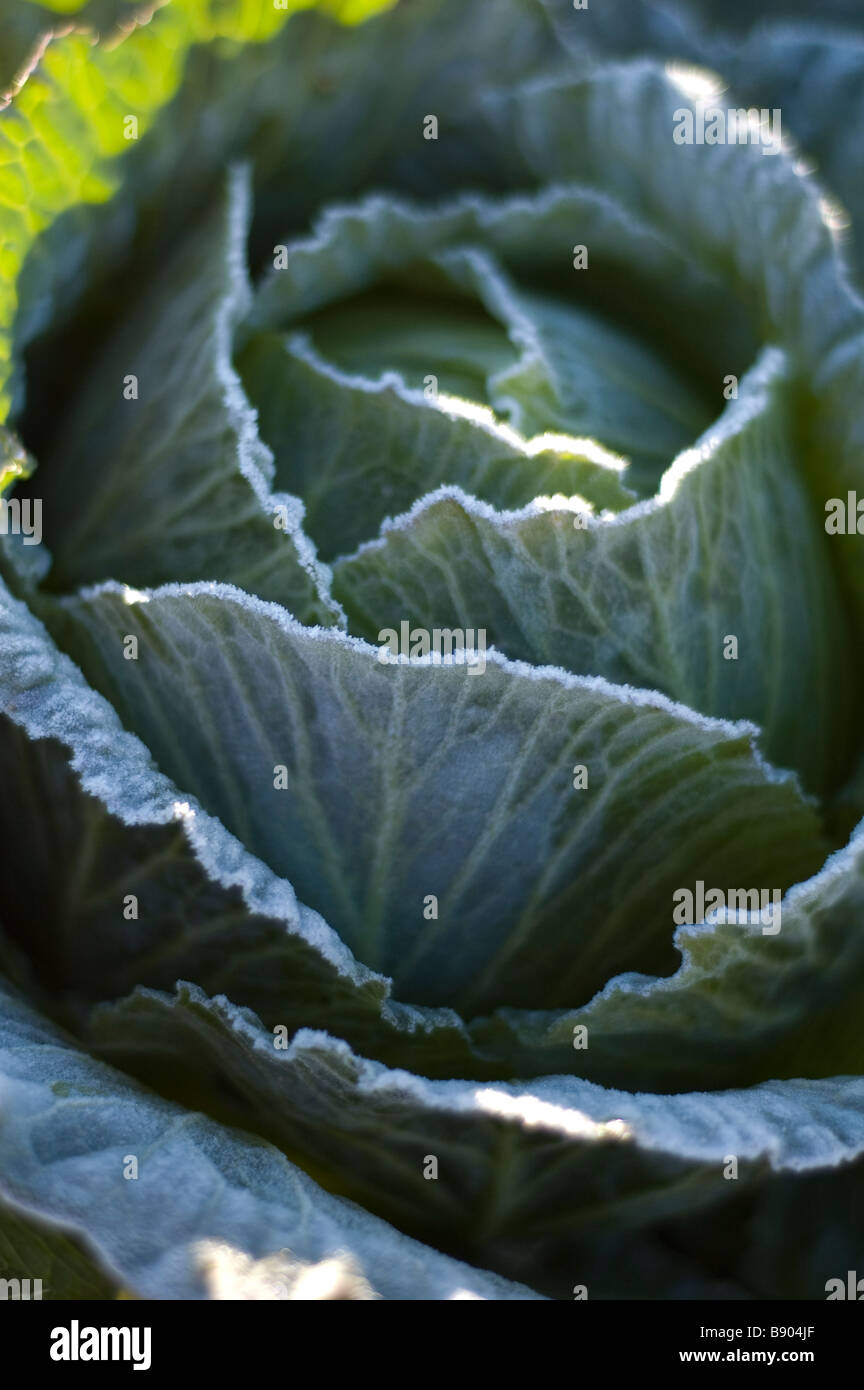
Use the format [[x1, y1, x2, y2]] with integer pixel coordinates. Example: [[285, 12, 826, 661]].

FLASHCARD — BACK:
[[244, 185, 747, 508], [0, 979, 539, 1300], [542, 0, 864, 280], [91, 980, 864, 1300], [420, 59, 864, 631], [0, 570, 497, 1077], [238, 331, 633, 562], [3, 0, 551, 436], [0, 3, 140, 95], [45, 581, 827, 1014], [435, 247, 712, 492], [336, 347, 855, 793], [0, 0, 396, 421], [470, 815, 864, 1089], [8, 565, 862, 1096], [33, 164, 337, 623]]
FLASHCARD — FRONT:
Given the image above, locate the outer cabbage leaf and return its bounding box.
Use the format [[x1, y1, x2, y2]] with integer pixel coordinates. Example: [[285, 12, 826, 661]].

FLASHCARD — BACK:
[[44, 580, 827, 1014], [32, 164, 338, 624], [90, 979, 864, 1301], [9, 561, 864, 1096], [3, 0, 553, 439], [0, 569, 492, 1076], [722, 25, 864, 283], [0, 3, 145, 96], [540, 0, 864, 279], [0, 0, 395, 423], [0, 978, 539, 1300], [470, 814, 864, 1089]]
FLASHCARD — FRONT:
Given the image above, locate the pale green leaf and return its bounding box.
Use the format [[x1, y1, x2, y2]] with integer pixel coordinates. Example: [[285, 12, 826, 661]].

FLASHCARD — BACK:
[[722, 25, 864, 283], [424, 60, 864, 625], [544, 0, 864, 281], [0, 568, 506, 1075], [238, 331, 633, 561], [0, 0, 395, 418], [335, 347, 855, 793], [32, 165, 337, 623], [245, 183, 749, 507], [6, 0, 551, 426], [45, 580, 827, 1014], [91, 980, 864, 1300], [433, 244, 712, 494], [0, 979, 538, 1300], [471, 815, 864, 1089]]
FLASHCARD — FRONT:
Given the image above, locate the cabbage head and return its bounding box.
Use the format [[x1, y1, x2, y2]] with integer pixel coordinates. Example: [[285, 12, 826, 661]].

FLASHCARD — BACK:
[[2, 0, 864, 1302]]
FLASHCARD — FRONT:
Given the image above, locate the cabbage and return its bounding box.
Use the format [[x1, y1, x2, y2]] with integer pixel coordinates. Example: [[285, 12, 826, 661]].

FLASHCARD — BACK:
[[2, 0, 864, 1301]]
